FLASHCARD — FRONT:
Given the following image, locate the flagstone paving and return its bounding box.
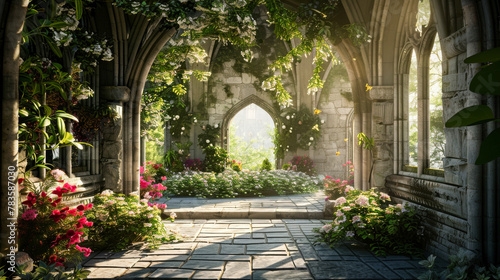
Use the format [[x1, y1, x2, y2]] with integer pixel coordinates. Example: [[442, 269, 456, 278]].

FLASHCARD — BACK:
[[83, 218, 435, 279], [156, 192, 326, 219]]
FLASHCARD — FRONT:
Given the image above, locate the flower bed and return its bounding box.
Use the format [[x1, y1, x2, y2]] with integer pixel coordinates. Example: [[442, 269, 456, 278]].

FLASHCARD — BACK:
[[163, 170, 322, 198], [316, 186, 423, 256]]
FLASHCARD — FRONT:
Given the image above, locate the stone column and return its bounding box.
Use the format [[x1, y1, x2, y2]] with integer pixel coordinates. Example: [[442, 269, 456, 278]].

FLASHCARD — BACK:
[[100, 86, 130, 193], [369, 86, 394, 189]]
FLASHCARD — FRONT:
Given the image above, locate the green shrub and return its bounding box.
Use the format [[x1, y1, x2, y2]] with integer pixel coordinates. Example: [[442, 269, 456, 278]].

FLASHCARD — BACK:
[[231, 162, 242, 172], [315, 188, 423, 256], [86, 191, 176, 251], [164, 170, 322, 198], [203, 146, 228, 173], [261, 158, 272, 171], [282, 163, 291, 170], [418, 250, 500, 280]]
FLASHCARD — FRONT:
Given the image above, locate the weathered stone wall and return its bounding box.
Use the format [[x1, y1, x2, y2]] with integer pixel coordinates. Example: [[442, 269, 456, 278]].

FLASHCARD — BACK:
[[313, 64, 354, 178]]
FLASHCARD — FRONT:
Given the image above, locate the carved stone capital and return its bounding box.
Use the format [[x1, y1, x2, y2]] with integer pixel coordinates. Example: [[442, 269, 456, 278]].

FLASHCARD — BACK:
[[368, 86, 394, 101], [441, 27, 467, 59]]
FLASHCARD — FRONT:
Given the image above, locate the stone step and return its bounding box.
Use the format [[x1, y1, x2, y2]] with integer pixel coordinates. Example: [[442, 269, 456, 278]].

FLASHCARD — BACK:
[[162, 208, 325, 220]]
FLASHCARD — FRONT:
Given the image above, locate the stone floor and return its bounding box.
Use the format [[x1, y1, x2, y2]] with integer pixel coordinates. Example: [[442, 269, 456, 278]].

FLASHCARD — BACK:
[[82, 193, 434, 279], [156, 193, 326, 219]]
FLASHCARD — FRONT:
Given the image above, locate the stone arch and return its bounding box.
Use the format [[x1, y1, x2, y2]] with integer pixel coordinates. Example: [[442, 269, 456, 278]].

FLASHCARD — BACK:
[[221, 94, 279, 155]]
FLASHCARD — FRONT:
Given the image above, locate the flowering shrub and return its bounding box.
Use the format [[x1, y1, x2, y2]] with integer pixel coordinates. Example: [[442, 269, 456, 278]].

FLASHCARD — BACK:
[[228, 159, 242, 172], [164, 170, 322, 198], [316, 187, 423, 256], [197, 123, 220, 150], [140, 162, 168, 203], [289, 155, 316, 175], [274, 107, 323, 159], [184, 158, 204, 171], [324, 161, 354, 199], [86, 190, 176, 251], [18, 170, 93, 267], [203, 146, 228, 173]]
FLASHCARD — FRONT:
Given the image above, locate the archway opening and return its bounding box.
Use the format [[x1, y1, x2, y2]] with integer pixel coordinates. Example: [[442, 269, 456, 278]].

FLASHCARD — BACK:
[[228, 104, 275, 170]]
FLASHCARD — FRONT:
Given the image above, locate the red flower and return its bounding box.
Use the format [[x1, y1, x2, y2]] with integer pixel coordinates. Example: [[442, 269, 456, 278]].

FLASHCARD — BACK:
[[69, 231, 84, 244], [52, 186, 68, 197], [50, 209, 67, 223], [74, 217, 93, 229], [22, 192, 37, 208], [41, 191, 48, 197], [77, 205, 85, 211], [18, 178, 24, 185], [75, 245, 92, 257], [63, 183, 77, 192], [67, 209, 78, 216], [86, 203, 93, 210], [51, 198, 62, 207]]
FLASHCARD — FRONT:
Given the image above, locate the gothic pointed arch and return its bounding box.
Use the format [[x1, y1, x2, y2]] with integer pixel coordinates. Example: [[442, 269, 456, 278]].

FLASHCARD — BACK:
[[221, 95, 279, 151]]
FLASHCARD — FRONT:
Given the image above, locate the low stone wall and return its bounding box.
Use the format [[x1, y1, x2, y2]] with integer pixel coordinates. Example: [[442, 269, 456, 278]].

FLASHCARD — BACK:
[[385, 174, 468, 259]]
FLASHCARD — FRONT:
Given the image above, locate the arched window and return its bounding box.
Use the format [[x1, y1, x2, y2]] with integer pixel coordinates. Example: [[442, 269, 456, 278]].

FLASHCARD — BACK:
[[429, 34, 444, 169], [400, 0, 445, 177], [408, 49, 418, 167]]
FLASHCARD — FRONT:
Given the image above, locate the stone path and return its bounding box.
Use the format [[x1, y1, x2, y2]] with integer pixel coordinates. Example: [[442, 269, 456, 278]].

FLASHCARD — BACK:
[[83, 218, 431, 279], [156, 193, 326, 219]]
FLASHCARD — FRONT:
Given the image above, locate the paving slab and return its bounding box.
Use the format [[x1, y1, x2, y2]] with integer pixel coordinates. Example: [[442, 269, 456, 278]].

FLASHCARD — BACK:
[[181, 260, 225, 270], [252, 256, 296, 270], [221, 261, 251, 279], [148, 268, 195, 279], [252, 270, 314, 279]]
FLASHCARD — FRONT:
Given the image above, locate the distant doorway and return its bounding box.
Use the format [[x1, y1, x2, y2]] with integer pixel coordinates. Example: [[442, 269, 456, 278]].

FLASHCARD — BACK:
[[228, 104, 275, 170]]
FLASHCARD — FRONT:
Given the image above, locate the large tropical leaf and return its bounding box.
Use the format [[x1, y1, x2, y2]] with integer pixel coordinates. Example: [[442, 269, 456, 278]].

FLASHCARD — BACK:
[[464, 47, 500, 63], [476, 127, 500, 165], [445, 105, 496, 127], [469, 61, 500, 95]]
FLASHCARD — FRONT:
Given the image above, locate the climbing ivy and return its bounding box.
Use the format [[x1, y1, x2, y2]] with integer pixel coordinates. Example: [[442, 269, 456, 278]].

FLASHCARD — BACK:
[[273, 106, 323, 160]]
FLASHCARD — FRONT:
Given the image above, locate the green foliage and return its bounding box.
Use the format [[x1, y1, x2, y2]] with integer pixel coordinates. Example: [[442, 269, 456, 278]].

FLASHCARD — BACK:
[[282, 163, 291, 170], [164, 170, 322, 198], [16, 261, 90, 280], [289, 155, 316, 175], [86, 191, 176, 251], [203, 146, 228, 173], [316, 188, 423, 257], [261, 158, 272, 171], [163, 142, 192, 173], [231, 161, 242, 172], [263, 0, 370, 106], [274, 107, 323, 159], [228, 122, 275, 171], [198, 124, 221, 150], [18, 57, 90, 173], [445, 47, 500, 164], [418, 250, 500, 280], [357, 132, 375, 186]]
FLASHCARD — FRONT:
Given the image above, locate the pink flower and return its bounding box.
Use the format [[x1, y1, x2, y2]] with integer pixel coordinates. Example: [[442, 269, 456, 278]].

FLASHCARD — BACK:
[[52, 186, 69, 197], [161, 176, 167, 180], [75, 245, 92, 257], [352, 215, 361, 223], [355, 195, 369, 206], [346, 161, 352, 164], [22, 192, 37, 208], [22, 209, 38, 220], [63, 183, 77, 192], [140, 166, 144, 174]]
